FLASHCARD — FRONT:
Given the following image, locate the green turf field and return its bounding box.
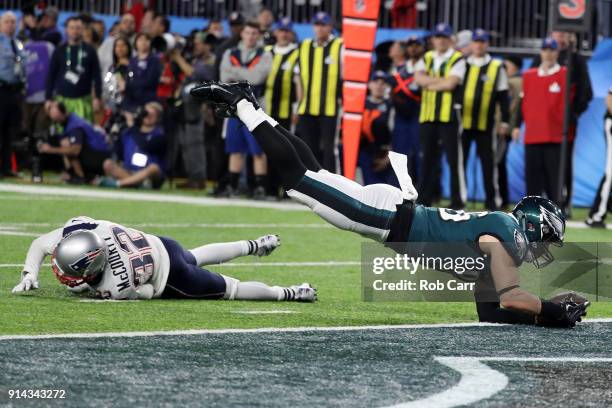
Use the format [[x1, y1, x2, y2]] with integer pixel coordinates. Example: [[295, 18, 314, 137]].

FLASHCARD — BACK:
[[1, 185, 612, 335], [2, 184, 612, 407]]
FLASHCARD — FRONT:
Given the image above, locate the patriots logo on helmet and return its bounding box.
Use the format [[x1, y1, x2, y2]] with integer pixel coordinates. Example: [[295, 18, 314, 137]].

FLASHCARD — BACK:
[[69, 248, 103, 273]]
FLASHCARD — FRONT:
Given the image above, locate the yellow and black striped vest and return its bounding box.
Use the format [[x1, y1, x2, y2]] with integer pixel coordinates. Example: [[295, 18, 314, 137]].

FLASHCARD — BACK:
[[462, 58, 503, 131], [419, 50, 463, 124], [264, 45, 299, 120], [298, 37, 343, 117]]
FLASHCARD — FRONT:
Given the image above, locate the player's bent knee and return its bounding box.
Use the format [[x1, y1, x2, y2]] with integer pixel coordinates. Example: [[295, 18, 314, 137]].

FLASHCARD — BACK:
[[146, 163, 161, 176], [222, 275, 240, 300]]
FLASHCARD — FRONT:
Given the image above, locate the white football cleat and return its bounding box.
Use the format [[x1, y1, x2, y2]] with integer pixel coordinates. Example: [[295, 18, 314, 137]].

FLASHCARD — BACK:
[[252, 234, 280, 256], [290, 283, 317, 302]]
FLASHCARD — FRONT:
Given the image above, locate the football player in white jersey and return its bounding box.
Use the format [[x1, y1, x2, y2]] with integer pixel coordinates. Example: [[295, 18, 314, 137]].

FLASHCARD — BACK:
[[11, 216, 316, 301]]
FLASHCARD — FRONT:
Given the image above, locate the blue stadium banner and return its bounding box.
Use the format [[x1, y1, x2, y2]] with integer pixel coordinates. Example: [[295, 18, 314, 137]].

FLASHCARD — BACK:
[[551, 0, 592, 32]]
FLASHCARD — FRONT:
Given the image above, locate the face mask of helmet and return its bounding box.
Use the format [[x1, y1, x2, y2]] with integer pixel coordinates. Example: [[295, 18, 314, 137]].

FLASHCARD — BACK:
[[522, 220, 563, 269]]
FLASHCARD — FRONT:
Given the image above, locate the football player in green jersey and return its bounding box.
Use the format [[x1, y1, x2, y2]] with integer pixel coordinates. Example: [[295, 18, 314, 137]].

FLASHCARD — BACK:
[[190, 81, 589, 328]]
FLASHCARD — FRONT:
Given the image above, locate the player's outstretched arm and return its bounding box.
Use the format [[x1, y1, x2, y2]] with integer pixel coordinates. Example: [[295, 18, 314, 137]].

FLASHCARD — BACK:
[[12, 228, 63, 293], [189, 235, 280, 266], [480, 235, 587, 328]]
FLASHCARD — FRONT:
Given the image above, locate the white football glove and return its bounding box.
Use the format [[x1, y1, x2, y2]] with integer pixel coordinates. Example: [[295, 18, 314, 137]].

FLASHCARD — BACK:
[[250, 234, 281, 257], [12, 272, 39, 293]]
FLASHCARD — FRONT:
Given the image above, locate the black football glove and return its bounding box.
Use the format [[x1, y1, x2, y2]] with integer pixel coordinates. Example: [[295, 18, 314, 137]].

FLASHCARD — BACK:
[[537, 300, 590, 328]]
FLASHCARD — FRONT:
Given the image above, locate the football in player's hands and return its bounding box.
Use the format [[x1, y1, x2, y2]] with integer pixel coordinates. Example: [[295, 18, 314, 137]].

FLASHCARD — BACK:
[[252, 235, 281, 257], [549, 291, 590, 306]]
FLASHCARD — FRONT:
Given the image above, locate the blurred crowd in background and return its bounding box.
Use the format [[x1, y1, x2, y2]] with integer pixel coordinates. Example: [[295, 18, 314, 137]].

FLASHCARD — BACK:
[[0, 3, 611, 226]]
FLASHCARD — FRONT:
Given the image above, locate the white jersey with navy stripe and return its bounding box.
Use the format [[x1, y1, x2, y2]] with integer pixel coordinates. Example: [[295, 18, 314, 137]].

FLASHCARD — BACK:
[[22, 216, 170, 299]]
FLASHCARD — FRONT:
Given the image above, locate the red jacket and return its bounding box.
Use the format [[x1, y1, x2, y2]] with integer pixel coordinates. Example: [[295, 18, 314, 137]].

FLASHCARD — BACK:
[[521, 66, 575, 144]]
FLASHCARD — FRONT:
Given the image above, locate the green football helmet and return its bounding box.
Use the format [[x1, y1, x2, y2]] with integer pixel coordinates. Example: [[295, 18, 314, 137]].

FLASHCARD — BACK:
[[511, 196, 565, 268]]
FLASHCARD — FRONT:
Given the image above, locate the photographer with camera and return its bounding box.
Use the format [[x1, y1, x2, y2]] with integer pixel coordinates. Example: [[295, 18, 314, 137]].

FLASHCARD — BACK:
[[38, 101, 111, 184], [98, 101, 166, 189], [0, 11, 26, 178], [170, 31, 218, 189]]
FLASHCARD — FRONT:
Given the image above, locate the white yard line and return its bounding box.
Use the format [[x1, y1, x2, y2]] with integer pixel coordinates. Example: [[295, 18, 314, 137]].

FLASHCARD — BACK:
[[0, 230, 40, 237], [0, 261, 360, 268], [566, 220, 611, 230], [388, 355, 612, 408], [0, 319, 611, 341], [0, 183, 306, 211], [232, 310, 300, 314], [0, 222, 331, 229]]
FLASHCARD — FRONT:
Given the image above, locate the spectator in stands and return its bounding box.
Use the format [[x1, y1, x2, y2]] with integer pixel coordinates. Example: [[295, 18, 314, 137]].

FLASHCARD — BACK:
[[26, 7, 62, 46], [391, 0, 417, 28], [157, 34, 185, 107], [258, 8, 275, 45], [39, 101, 110, 183], [358, 71, 394, 185], [389, 38, 422, 182], [296, 12, 344, 172], [497, 55, 523, 209], [23, 32, 55, 155], [531, 30, 593, 217], [0, 11, 25, 178], [388, 40, 407, 74], [139, 8, 156, 36], [219, 21, 272, 199], [205, 19, 225, 40], [405, 35, 425, 73], [455, 30, 472, 56], [91, 20, 105, 45], [171, 32, 218, 189], [45, 16, 103, 123], [98, 101, 166, 189], [122, 33, 162, 112], [214, 12, 244, 80], [98, 13, 136, 75], [102, 36, 132, 109], [150, 15, 171, 54], [512, 38, 574, 207], [585, 87, 612, 228], [83, 22, 102, 49]]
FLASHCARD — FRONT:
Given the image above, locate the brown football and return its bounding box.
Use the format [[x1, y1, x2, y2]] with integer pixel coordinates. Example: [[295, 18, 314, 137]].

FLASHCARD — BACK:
[[549, 291, 589, 305]]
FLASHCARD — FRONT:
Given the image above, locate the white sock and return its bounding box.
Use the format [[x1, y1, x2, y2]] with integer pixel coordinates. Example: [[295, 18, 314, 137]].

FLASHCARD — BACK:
[[189, 241, 250, 266], [233, 281, 286, 301], [236, 99, 266, 132], [256, 108, 278, 127]]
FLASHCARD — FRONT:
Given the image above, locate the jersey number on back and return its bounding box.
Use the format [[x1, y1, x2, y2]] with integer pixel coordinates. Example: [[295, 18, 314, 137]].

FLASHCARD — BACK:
[[111, 226, 154, 286], [438, 208, 488, 222]]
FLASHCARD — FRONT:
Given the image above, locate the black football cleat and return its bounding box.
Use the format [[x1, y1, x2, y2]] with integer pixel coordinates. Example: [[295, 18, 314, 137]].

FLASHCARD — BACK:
[[190, 81, 242, 106], [234, 81, 261, 110], [190, 81, 259, 111]]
